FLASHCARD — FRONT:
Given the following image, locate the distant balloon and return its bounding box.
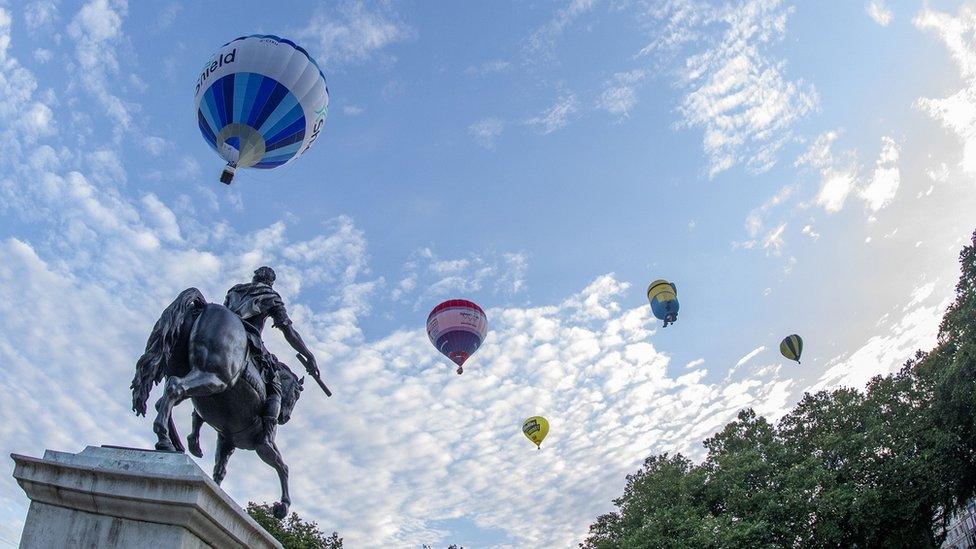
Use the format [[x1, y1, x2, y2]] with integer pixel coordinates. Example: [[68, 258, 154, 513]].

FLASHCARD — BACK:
[[647, 279, 679, 327], [426, 299, 488, 375], [522, 416, 549, 449], [194, 34, 330, 184], [780, 334, 803, 364]]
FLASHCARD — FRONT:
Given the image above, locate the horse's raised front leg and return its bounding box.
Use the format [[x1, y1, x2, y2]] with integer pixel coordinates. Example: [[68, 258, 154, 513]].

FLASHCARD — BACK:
[[213, 434, 235, 485], [153, 371, 228, 452], [187, 410, 205, 458], [256, 440, 290, 519]]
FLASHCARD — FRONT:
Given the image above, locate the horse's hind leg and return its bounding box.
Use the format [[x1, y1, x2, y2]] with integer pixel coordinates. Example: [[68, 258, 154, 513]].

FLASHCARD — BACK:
[[152, 378, 182, 452], [153, 371, 228, 452], [167, 415, 186, 453], [256, 440, 290, 519], [187, 411, 204, 458]]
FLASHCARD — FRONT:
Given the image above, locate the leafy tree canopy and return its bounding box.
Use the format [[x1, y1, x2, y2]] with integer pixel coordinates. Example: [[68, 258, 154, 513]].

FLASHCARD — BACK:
[[247, 502, 342, 549]]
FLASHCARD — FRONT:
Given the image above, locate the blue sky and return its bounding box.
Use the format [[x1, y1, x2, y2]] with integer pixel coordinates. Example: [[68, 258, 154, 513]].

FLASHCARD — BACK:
[[1, 0, 975, 546]]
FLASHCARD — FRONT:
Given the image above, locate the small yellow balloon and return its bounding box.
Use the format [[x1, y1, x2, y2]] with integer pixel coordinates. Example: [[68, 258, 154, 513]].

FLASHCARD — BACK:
[[522, 416, 549, 449]]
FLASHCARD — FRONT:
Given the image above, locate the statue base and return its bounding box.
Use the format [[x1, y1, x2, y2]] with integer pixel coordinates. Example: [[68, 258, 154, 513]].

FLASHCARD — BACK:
[[10, 445, 281, 548]]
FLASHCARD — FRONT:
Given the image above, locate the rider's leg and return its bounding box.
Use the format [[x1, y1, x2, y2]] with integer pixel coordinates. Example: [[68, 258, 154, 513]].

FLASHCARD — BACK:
[[262, 362, 283, 444]]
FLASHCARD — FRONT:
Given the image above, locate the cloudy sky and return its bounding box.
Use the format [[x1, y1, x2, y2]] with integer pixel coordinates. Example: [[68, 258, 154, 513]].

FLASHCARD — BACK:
[[0, 0, 975, 546]]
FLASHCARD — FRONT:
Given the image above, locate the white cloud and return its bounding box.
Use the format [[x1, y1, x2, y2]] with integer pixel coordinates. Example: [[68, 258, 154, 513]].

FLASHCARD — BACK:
[[638, 0, 716, 58], [867, 0, 892, 26], [23, 1, 58, 31], [468, 117, 504, 148], [860, 136, 900, 211], [598, 69, 646, 118], [812, 283, 950, 391], [526, 93, 579, 134], [796, 131, 859, 213], [143, 136, 169, 157], [735, 345, 766, 368], [141, 194, 182, 243], [153, 3, 180, 31], [762, 222, 787, 255], [88, 149, 125, 184], [393, 247, 528, 307], [20, 102, 54, 139], [798, 133, 901, 213], [526, 0, 598, 59], [342, 105, 365, 116], [915, 5, 976, 175], [33, 48, 52, 63], [736, 184, 793, 251], [670, 0, 818, 177], [802, 224, 820, 240], [818, 171, 857, 212], [67, 0, 132, 133], [297, 1, 412, 68], [464, 59, 511, 77]]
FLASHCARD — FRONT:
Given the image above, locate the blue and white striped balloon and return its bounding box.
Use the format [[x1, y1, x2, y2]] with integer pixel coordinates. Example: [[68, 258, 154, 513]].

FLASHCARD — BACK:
[[194, 35, 329, 184]]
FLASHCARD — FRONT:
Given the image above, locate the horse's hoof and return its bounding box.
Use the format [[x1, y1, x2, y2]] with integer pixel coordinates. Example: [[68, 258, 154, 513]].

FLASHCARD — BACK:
[[188, 437, 203, 458], [272, 501, 288, 519], [155, 440, 177, 452]]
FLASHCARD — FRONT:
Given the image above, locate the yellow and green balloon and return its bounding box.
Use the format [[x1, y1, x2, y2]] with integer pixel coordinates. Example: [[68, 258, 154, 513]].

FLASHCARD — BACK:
[[780, 334, 803, 364]]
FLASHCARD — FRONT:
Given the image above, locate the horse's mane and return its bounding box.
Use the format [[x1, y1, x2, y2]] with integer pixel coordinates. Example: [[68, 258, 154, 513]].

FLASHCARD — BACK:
[[131, 287, 206, 416]]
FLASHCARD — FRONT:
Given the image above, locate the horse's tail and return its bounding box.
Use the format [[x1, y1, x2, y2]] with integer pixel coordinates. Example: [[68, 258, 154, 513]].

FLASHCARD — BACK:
[[131, 287, 206, 416]]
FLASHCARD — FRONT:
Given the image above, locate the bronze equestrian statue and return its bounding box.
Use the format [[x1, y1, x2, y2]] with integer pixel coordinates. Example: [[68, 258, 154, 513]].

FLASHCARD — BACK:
[[130, 266, 330, 518]]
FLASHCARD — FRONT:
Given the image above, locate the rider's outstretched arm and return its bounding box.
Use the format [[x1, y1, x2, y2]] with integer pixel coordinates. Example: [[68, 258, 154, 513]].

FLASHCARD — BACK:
[[280, 324, 318, 375]]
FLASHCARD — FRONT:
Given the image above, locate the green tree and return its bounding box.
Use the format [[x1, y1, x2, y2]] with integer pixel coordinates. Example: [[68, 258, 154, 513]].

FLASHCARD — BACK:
[[582, 230, 976, 548], [247, 502, 342, 549]]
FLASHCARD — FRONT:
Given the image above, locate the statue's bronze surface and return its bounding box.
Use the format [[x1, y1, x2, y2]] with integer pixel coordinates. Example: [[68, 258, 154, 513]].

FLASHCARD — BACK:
[[131, 266, 329, 518]]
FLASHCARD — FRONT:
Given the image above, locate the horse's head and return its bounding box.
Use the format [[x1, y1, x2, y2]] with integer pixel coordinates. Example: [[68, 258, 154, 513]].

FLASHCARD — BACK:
[[278, 366, 304, 425]]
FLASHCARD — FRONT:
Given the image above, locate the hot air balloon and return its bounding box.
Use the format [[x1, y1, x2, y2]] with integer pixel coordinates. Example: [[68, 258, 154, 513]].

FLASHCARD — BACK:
[[647, 279, 679, 327], [522, 416, 549, 449], [426, 299, 488, 375], [780, 334, 803, 364], [194, 35, 329, 184]]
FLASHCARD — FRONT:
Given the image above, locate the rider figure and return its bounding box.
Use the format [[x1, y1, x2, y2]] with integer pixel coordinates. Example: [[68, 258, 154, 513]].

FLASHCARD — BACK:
[[224, 266, 319, 444]]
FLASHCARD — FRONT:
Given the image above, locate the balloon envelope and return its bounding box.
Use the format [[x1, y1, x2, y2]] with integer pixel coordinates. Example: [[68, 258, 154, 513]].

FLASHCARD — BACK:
[[780, 334, 803, 363], [427, 299, 488, 371], [647, 279, 679, 325], [194, 35, 329, 182], [522, 416, 549, 448]]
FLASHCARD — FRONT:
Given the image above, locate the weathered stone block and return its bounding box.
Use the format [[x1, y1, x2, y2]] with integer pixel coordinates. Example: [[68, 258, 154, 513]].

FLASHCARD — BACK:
[[10, 445, 281, 549]]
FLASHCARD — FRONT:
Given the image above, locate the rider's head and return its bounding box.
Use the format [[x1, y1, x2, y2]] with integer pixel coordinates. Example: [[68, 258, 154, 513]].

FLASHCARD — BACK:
[[253, 266, 277, 286]]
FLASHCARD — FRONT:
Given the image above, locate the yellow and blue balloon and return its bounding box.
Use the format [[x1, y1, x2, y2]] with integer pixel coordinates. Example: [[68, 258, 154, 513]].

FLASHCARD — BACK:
[[647, 279, 679, 327]]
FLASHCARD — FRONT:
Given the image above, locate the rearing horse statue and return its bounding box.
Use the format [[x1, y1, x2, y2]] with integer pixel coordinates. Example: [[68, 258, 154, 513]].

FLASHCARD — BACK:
[[130, 282, 329, 518]]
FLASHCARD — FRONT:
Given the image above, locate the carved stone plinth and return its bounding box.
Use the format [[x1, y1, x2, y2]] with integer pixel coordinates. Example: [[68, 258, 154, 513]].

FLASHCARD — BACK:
[[10, 445, 281, 548]]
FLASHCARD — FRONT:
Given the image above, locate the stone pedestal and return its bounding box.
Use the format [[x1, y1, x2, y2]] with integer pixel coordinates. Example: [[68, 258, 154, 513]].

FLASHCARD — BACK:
[[10, 445, 281, 549]]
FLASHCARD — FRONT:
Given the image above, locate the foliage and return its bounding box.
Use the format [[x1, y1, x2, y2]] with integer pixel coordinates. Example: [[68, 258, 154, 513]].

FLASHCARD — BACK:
[[582, 230, 976, 548], [247, 502, 342, 549]]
